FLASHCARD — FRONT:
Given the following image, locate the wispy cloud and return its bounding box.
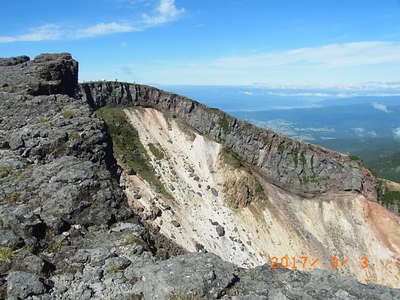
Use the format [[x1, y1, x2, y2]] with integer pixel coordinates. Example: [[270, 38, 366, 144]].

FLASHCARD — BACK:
[[0, 24, 61, 43], [352, 127, 378, 138], [75, 22, 136, 38], [0, 0, 184, 43], [393, 127, 400, 139], [213, 41, 400, 69], [142, 0, 184, 26], [371, 102, 391, 113], [134, 41, 400, 85], [267, 92, 330, 97]]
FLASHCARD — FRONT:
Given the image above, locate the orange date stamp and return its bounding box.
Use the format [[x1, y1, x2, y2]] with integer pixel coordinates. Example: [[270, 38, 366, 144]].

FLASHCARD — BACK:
[[267, 256, 370, 269]]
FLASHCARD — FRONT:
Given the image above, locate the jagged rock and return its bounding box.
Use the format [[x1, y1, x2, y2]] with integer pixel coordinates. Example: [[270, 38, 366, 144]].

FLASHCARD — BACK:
[[0, 230, 24, 248], [6, 271, 46, 298], [216, 225, 225, 237], [211, 188, 219, 197], [171, 220, 181, 227], [128, 168, 137, 175], [0, 55, 30, 66]]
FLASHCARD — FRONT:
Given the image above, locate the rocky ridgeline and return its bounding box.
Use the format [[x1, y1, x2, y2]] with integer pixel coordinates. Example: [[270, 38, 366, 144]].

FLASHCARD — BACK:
[[79, 81, 377, 200], [0, 53, 399, 299]]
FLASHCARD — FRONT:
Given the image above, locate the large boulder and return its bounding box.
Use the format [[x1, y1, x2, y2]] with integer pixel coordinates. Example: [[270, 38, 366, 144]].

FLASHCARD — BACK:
[[0, 53, 78, 96]]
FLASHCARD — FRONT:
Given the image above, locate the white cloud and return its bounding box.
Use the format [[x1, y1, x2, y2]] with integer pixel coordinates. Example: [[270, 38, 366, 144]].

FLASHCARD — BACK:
[[75, 22, 136, 38], [134, 41, 400, 85], [394, 127, 400, 139], [0, 24, 61, 43], [142, 0, 184, 26], [371, 102, 391, 113], [213, 41, 400, 69], [242, 91, 253, 96], [352, 128, 365, 137], [0, 0, 184, 43], [268, 92, 330, 97]]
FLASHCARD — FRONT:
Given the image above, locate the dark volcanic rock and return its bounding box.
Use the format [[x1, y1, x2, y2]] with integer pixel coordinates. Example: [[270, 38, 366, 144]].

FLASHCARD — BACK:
[[216, 225, 225, 237], [0, 56, 30, 67], [0, 53, 78, 96], [6, 271, 46, 298]]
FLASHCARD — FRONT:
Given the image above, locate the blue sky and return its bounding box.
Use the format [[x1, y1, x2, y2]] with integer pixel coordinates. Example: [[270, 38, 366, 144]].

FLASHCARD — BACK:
[[1, 0, 400, 87]]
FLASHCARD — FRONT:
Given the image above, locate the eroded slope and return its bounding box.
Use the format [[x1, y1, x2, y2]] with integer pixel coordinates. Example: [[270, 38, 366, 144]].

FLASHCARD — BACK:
[[117, 107, 400, 287]]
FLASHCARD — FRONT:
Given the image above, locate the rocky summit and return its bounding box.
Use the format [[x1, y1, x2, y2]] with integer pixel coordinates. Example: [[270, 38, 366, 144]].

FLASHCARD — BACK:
[[0, 53, 399, 300]]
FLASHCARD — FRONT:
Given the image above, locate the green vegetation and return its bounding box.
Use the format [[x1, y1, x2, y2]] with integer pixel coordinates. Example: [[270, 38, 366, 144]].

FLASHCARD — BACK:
[[349, 154, 362, 162], [4, 192, 20, 203], [319, 138, 400, 182], [0, 246, 14, 263], [96, 107, 170, 197], [367, 151, 400, 183], [220, 147, 244, 169], [148, 143, 165, 160], [62, 109, 76, 119], [107, 265, 126, 274], [218, 117, 231, 134], [261, 136, 269, 144], [300, 151, 306, 166], [68, 131, 80, 140], [277, 143, 285, 153], [291, 149, 299, 167], [39, 116, 51, 123], [255, 182, 264, 197], [176, 121, 196, 142], [381, 190, 400, 205], [299, 175, 323, 185], [0, 166, 11, 178], [376, 180, 400, 210]]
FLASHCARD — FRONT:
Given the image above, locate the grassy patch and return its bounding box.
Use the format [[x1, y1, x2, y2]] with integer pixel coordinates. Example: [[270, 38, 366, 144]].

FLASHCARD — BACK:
[[68, 131, 80, 140], [218, 117, 231, 134], [148, 143, 165, 160], [96, 107, 171, 197], [39, 116, 51, 123], [255, 182, 264, 197], [376, 180, 400, 209], [261, 136, 269, 144], [220, 147, 244, 169], [300, 151, 307, 166], [277, 143, 285, 153], [14, 172, 28, 180], [349, 154, 362, 162], [299, 175, 323, 185], [0, 167, 11, 178], [107, 265, 126, 274], [4, 192, 20, 203], [0, 246, 14, 263], [176, 121, 196, 142], [62, 109, 76, 119]]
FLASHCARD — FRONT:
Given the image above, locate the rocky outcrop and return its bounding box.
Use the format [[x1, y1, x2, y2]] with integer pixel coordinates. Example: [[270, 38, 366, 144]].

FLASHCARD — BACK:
[[1, 53, 399, 299], [0, 53, 78, 97], [78, 82, 377, 199], [0, 54, 156, 299]]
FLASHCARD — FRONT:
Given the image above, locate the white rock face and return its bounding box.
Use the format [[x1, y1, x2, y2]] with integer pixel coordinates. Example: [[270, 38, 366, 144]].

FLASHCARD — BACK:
[[122, 107, 400, 288]]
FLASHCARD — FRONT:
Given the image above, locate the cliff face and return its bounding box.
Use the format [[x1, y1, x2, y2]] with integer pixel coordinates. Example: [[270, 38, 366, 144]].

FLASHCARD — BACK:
[[78, 81, 377, 200]]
